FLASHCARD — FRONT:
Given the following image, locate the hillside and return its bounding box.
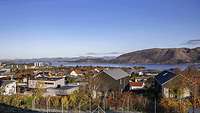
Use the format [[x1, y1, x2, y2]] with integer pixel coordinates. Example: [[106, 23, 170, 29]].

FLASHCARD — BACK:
[[113, 47, 200, 64]]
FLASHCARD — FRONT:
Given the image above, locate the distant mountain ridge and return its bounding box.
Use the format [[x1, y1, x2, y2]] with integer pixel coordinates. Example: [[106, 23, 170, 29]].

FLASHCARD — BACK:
[[113, 47, 200, 64], [1, 56, 116, 64], [1, 48, 200, 64]]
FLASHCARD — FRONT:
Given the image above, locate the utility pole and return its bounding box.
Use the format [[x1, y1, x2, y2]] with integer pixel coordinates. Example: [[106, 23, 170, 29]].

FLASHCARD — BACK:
[[47, 97, 48, 113], [98, 105, 100, 113], [90, 98, 92, 113], [32, 96, 36, 110], [79, 103, 81, 113], [67, 104, 69, 113], [154, 98, 157, 113], [128, 95, 130, 112], [104, 97, 106, 111]]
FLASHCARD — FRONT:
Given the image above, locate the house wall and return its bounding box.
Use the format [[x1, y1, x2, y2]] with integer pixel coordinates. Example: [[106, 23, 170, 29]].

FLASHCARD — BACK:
[[94, 72, 129, 92], [183, 88, 190, 97], [94, 72, 119, 92], [162, 75, 191, 98], [163, 87, 190, 98], [163, 87, 169, 98], [28, 78, 65, 89], [130, 85, 144, 90], [119, 76, 130, 91], [45, 87, 79, 96], [135, 78, 147, 82]]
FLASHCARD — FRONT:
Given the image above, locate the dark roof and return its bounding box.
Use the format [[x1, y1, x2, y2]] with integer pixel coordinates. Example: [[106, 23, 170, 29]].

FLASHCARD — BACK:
[[155, 70, 177, 85], [103, 68, 129, 80]]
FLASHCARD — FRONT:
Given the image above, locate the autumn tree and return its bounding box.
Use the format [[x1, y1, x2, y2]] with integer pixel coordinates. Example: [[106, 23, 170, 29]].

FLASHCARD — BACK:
[[181, 66, 200, 112], [33, 80, 45, 98]]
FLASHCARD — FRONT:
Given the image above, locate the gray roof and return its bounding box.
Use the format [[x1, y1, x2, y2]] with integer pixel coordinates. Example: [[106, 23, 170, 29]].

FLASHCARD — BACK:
[[103, 68, 129, 80]]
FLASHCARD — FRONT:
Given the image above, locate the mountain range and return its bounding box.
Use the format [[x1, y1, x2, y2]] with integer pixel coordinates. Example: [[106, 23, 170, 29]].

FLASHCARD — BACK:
[[1, 47, 200, 64], [113, 47, 200, 64]]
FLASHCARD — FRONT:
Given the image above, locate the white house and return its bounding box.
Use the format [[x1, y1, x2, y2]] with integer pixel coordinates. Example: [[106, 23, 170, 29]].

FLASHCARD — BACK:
[[22, 77, 28, 83], [94, 68, 101, 73], [138, 71, 144, 76], [129, 82, 145, 90], [0, 69, 8, 78], [0, 69, 10, 75], [70, 70, 83, 77], [28, 77, 65, 89], [0, 80, 16, 95], [134, 77, 148, 82]]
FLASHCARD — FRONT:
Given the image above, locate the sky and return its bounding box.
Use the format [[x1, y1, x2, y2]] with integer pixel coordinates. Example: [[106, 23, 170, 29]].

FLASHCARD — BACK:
[[0, 0, 200, 59]]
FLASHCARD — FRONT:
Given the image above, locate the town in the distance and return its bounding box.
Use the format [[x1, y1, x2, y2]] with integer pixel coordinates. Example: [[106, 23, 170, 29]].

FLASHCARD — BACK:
[[0, 54, 200, 113]]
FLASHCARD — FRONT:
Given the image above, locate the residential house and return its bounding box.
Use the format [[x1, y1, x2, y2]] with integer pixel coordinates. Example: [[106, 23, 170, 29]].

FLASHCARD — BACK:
[[155, 70, 190, 98], [34, 73, 49, 78], [70, 70, 83, 77], [0, 70, 8, 79], [0, 80, 16, 95], [134, 77, 148, 82], [94, 68, 100, 73], [94, 68, 103, 73], [28, 77, 65, 89], [142, 69, 160, 76], [129, 82, 145, 90], [93, 68, 130, 97], [130, 70, 144, 76], [22, 77, 28, 83], [0, 69, 11, 80]]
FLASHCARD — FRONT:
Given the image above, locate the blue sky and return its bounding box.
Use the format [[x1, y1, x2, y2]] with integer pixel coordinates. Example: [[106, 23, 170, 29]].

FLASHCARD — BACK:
[[0, 0, 200, 59]]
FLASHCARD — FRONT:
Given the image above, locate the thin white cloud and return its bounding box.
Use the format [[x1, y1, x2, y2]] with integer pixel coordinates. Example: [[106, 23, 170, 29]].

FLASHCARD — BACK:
[[182, 39, 200, 46]]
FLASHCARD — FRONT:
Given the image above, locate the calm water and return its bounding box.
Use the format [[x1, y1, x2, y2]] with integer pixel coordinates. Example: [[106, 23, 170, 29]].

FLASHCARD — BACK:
[[51, 62, 196, 71]]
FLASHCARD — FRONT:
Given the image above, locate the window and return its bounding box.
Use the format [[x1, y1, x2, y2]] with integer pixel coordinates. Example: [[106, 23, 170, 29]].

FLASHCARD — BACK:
[[164, 88, 169, 98], [44, 82, 54, 85], [120, 79, 122, 85]]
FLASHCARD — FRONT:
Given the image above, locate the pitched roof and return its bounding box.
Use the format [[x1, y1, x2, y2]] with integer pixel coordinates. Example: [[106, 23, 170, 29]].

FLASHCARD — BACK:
[[103, 68, 129, 80], [71, 70, 84, 74], [155, 70, 177, 85], [0, 80, 15, 87], [129, 82, 144, 87]]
